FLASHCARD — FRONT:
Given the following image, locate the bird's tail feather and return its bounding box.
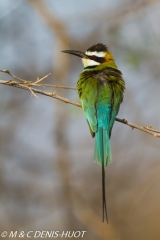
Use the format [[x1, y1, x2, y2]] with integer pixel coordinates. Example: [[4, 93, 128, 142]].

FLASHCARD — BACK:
[[94, 107, 112, 222], [94, 128, 112, 166], [101, 128, 108, 223]]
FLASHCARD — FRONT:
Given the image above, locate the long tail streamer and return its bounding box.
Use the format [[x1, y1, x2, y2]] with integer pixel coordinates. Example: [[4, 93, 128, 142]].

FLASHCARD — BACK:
[[101, 129, 108, 223]]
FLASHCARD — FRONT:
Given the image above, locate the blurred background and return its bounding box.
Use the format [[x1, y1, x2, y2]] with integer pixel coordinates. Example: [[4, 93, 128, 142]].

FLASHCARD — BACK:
[[0, 0, 160, 239]]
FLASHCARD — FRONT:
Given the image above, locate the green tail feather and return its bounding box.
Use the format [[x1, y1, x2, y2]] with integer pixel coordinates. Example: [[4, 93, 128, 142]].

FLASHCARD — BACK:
[[94, 127, 112, 166], [94, 105, 112, 166], [94, 106, 112, 222]]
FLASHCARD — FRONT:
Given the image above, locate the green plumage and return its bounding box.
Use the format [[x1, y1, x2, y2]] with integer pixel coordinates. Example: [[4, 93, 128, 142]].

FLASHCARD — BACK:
[[78, 60, 125, 222], [77, 63, 125, 166], [62, 43, 125, 222]]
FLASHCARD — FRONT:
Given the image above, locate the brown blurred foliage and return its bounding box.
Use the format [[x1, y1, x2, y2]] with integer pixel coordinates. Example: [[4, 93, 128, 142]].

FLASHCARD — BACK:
[[0, 0, 160, 239]]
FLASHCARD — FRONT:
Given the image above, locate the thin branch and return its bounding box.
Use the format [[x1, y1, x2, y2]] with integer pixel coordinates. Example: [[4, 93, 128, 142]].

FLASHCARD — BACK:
[[116, 118, 160, 138], [35, 72, 51, 83], [30, 83, 76, 90], [0, 79, 81, 107], [0, 69, 159, 138], [144, 126, 160, 134], [0, 69, 27, 82], [0, 69, 76, 90]]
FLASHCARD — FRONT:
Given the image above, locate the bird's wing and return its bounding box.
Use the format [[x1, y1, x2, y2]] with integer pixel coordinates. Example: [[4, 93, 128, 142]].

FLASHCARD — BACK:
[[78, 68, 124, 138], [101, 68, 124, 136], [77, 73, 98, 137]]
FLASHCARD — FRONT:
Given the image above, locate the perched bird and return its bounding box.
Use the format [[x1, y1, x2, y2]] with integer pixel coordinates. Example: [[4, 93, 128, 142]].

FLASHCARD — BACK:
[[62, 43, 125, 222]]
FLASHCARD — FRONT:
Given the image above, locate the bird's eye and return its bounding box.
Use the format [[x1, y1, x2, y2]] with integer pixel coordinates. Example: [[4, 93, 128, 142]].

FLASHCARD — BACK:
[[92, 55, 97, 60]]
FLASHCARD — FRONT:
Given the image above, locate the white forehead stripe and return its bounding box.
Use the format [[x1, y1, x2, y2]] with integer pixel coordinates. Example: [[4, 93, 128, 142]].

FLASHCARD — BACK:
[[85, 51, 105, 57]]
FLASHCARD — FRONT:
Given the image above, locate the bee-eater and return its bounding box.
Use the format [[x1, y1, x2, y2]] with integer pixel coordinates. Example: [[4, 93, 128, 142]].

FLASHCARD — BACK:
[[62, 43, 125, 222]]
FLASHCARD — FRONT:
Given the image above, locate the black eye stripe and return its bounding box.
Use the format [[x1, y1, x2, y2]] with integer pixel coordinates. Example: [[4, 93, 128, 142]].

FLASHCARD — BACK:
[[92, 55, 97, 60], [88, 55, 105, 63]]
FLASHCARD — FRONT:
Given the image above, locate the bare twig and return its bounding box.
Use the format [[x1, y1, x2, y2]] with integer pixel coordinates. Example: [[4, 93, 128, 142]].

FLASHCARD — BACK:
[[29, 75, 76, 90], [0, 69, 76, 90], [116, 118, 160, 138], [0, 79, 80, 107], [144, 126, 160, 134], [0, 69, 27, 82], [30, 83, 76, 90], [0, 69, 159, 138], [35, 73, 51, 83]]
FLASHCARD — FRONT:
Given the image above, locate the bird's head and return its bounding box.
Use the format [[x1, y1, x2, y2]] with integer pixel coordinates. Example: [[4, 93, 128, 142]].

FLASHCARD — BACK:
[[62, 43, 114, 69]]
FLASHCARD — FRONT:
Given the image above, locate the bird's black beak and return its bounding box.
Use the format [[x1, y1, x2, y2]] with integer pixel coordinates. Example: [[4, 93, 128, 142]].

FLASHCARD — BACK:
[[61, 50, 87, 58]]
